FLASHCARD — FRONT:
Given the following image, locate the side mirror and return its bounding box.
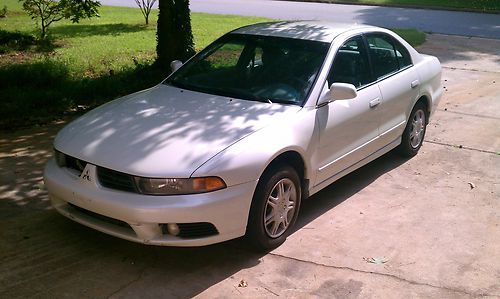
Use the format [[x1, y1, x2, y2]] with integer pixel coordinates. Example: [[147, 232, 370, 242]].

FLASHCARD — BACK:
[[317, 83, 357, 107], [170, 60, 183, 73], [329, 83, 357, 100]]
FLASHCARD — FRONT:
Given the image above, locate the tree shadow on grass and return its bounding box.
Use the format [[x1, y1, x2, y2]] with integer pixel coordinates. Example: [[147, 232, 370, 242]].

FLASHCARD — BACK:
[[0, 29, 58, 54], [50, 23, 149, 39], [0, 59, 168, 130], [0, 23, 150, 54]]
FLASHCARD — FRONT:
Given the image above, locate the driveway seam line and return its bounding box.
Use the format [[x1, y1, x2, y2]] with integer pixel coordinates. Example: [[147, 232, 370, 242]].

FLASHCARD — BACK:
[[268, 252, 495, 297], [105, 266, 148, 299], [442, 66, 500, 74], [437, 109, 500, 120], [425, 140, 498, 155]]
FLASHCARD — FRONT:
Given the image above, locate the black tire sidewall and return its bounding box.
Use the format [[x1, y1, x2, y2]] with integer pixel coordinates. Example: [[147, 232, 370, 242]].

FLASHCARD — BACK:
[[399, 102, 427, 157], [246, 166, 302, 251]]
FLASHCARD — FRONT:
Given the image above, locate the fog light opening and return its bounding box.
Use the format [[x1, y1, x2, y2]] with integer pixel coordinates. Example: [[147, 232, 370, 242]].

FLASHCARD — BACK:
[[166, 223, 180, 236]]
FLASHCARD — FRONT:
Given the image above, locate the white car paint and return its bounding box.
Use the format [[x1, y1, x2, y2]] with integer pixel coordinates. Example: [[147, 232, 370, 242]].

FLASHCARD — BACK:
[[44, 21, 442, 246], [53, 85, 301, 178]]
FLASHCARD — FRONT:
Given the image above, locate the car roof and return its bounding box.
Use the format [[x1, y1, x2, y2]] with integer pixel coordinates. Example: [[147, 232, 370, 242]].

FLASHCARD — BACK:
[[231, 21, 377, 42]]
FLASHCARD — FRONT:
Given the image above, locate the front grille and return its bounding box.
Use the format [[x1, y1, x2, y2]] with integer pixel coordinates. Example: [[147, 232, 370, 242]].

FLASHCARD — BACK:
[[176, 222, 219, 239], [97, 167, 137, 193], [68, 203, 131, 229]]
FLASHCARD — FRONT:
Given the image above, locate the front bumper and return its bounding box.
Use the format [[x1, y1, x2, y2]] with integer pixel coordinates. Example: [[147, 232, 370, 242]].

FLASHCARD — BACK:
[[43, 158, 258, 246]]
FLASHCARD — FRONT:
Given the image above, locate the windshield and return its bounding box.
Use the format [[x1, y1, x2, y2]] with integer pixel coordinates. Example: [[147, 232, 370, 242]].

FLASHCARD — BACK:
[[165, 34, 329, 105]]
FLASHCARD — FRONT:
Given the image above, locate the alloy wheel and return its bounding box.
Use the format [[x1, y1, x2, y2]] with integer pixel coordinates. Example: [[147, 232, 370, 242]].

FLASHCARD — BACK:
[[263, 178, 297, 238]]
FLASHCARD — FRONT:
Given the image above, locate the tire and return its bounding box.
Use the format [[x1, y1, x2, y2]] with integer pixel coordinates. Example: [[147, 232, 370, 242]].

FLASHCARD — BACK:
[[246, 166, 302, 251], [397, 102, 427, 157]]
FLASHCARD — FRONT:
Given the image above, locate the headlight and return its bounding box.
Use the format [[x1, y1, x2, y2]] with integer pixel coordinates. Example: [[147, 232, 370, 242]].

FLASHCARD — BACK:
[[54, 149, 66, 167], [134, 176, 226, 195]]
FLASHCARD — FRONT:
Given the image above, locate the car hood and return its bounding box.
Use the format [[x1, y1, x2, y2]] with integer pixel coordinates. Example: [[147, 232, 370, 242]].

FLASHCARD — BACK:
[[55, 84, 301, 178]]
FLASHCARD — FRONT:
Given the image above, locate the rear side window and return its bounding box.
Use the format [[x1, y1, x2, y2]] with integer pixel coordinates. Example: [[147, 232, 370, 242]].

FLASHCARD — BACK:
[[366, 34, 399, 79], [393, 39, 412, 68]]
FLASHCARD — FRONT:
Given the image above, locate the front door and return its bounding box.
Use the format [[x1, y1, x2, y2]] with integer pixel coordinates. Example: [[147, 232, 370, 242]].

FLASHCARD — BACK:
[[315, 35, 383, 185]]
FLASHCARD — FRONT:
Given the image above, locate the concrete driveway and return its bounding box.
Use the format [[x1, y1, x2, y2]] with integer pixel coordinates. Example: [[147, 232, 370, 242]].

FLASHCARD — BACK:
[[0, 34, 499, 298]]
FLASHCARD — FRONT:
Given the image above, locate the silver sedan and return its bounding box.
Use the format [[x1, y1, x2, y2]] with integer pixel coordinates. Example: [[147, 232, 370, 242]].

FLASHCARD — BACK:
[[44, 21, 442, 250]]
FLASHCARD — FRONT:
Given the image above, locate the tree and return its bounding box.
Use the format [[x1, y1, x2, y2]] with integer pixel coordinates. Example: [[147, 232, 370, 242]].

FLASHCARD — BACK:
[[156, 0, 195, 68], [134, 0, 156, 25], [20, 0, 100, 39]]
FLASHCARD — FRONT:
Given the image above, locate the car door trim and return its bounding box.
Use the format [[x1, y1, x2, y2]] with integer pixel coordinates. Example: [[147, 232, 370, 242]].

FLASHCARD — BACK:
[[318, 134, 380, 172], [313, 137, 401, 191], [380, 120, 406, 138], [318, 119, 405, 173]]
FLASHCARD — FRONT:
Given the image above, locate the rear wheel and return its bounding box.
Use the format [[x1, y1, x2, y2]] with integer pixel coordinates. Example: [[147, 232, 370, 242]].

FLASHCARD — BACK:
[[397, 102, 427, 157], [246, 166, 301, 251]]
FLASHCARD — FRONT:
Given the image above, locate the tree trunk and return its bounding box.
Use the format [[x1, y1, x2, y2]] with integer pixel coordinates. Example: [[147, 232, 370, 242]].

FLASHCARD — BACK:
[[41, 18, 47, 39], [156, 0, 195, 69]]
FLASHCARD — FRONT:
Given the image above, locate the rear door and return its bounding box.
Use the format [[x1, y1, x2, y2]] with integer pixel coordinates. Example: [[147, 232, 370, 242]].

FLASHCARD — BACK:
[[365, 33, 420, 145]]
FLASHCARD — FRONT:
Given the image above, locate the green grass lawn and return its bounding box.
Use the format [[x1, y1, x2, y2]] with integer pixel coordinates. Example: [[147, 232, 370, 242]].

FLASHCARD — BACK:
[[297, 0, 500, 12], [0, 0, 425, 130], [0, 0, 269, 76], [0, 0, 271, 129]]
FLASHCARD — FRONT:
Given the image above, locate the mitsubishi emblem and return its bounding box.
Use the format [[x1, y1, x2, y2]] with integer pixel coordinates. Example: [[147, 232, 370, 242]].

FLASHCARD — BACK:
[[81, 169, 91, 182]]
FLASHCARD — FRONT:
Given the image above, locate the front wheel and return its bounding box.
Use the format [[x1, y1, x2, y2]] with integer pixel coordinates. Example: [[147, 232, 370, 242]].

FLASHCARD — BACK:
[[246, 166, 301, 251], [397, 102, 427, 157]]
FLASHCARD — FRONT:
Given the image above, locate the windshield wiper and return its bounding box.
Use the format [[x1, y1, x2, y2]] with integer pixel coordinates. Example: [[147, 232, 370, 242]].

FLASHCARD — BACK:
[[165, 79, 189, 90], [205, 86, 271, 104], [270, 99, 298, 105], [166, 83, 278, 105]]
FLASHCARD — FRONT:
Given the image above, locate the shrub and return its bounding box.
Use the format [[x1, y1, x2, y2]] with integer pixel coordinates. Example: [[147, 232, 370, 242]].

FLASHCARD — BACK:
[[0, 5, 7, 18]]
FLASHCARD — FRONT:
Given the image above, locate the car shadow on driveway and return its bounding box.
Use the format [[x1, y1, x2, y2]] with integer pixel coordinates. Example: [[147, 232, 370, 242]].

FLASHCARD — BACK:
[[295, 151, 409, 232]]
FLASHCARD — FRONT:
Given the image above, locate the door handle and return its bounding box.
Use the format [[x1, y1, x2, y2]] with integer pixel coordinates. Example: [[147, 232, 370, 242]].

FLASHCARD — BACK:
[[411, 80, 420, 88], [369, 98, 381, 108]]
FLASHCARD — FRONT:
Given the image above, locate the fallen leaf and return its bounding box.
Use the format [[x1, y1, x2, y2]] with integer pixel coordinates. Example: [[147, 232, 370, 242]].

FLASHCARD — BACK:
[[468, 182, 475, 189], [32, 182, 45, 190], [363, 256, 389, 264]]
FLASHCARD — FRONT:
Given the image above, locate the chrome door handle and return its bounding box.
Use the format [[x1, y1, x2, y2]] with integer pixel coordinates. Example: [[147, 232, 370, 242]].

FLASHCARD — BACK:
[[411, 80, 420, 88], [369, 98, 381, 108]]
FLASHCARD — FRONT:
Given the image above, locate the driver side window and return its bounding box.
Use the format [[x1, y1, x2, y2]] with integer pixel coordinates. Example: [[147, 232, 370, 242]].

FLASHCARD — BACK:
[[205, 42, 245, 70], [328, 36, 372, 88]]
